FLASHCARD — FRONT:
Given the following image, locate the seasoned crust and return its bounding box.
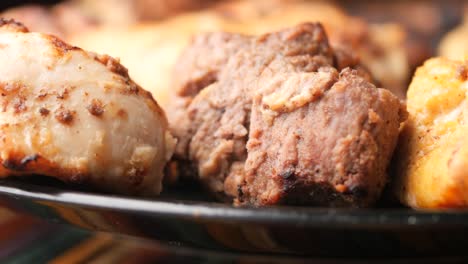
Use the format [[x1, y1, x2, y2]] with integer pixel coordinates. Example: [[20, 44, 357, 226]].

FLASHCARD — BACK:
[[87, 98, 105, 116], [171, 23, 334, 157], [0, 151, 90, 185], [0, 18, 29, 33], [170, 23, 406, 207], [395, 57, 468, 208], [0, 19, 175, 195], [242, 68, 403, 206]]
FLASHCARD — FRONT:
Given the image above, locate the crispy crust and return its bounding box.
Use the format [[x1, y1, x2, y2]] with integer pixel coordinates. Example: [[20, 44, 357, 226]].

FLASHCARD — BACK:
[[395, 57, 468, 208]]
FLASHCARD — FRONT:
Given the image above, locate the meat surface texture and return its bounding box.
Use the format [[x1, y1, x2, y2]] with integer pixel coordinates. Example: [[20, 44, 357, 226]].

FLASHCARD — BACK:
[[0, 19, 175, 195], [170, 23, 406, 207]]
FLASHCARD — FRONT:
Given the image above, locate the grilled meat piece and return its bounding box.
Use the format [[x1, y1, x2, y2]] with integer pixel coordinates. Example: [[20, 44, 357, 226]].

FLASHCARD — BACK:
[[170, 23, 406, 207]]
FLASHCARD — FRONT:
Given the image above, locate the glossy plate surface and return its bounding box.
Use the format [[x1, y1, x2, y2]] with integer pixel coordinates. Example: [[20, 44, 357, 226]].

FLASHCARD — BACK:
[[0, 178, 467, 258]]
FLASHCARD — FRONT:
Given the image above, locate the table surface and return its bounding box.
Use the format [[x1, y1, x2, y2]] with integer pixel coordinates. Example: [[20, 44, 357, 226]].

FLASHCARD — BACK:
[[0, 202, 227, 264], [0, 203, 467, 264]]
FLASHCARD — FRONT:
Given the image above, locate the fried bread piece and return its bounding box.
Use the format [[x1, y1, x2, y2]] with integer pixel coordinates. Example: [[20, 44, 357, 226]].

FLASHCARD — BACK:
[[395, 57, 468, 208]]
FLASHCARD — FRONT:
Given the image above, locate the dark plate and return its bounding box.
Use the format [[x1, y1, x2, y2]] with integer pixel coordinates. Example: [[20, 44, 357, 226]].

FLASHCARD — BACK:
[[0, 178, 468, 259]]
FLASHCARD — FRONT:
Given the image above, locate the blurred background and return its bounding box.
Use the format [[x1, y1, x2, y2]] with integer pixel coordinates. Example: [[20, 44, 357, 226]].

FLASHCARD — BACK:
[[0, 0, 465, 105]]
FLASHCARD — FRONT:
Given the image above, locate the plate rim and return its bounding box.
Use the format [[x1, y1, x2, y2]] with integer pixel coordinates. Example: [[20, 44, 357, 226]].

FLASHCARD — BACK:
[[1, 179, 467, 229]]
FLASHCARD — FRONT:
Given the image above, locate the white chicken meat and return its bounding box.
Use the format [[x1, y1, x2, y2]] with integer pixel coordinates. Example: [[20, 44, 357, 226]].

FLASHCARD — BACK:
[[0, 19, 175, 195]]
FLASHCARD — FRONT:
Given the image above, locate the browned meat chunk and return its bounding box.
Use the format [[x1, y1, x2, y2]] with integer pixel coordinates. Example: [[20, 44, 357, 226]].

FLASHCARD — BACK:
[[169, 23, 406, 207]]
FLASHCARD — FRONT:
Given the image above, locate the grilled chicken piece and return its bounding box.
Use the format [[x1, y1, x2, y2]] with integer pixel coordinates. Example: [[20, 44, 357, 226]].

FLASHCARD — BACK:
[[0, 19, 175, 195]]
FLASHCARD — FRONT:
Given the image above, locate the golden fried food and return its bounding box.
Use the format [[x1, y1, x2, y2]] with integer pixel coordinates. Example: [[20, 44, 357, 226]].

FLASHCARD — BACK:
[[395, 57, 468, 208], [0, 19, 175, 195]]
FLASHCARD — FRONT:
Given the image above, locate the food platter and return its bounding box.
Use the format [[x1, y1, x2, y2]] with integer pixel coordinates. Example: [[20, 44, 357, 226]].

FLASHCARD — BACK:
[[0, 1, 466, 263], [1, 177, 468, 259]]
